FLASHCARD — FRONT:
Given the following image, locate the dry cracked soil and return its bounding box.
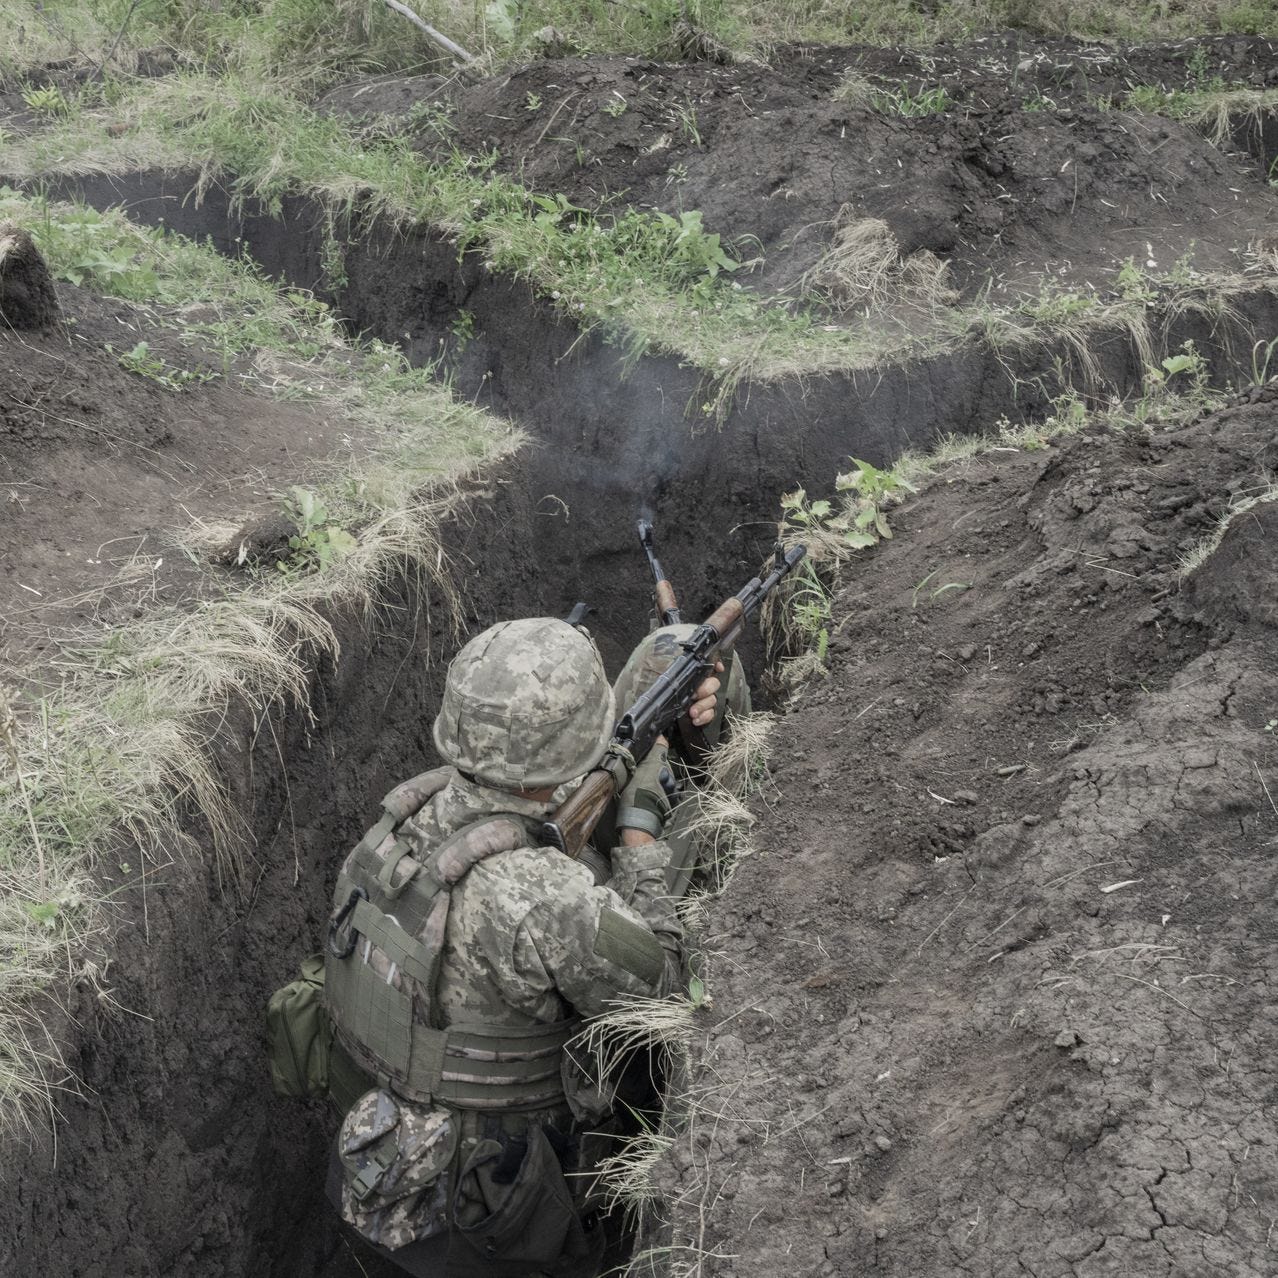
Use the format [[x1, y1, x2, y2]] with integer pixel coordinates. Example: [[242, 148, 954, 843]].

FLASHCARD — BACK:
[[662, 389, 1278, 1277]]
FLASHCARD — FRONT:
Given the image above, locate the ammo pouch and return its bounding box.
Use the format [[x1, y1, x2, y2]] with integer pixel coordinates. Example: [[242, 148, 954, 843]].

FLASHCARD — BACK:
[[452, 1124, 597, 1272], [324, 768, 579, 1111], [338, 1087, 458, 1250], [266, 954, 373, 1112]]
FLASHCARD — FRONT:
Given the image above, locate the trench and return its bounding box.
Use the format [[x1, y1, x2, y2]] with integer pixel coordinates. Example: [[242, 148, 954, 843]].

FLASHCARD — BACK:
[[4, 167, 1278, 1278]]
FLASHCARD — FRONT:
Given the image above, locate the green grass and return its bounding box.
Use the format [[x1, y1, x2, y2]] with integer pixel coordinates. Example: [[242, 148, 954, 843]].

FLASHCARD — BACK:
[[0, 185, 521, 1134], [4, 70, 954, 403], [5, 0, 1276, 90]]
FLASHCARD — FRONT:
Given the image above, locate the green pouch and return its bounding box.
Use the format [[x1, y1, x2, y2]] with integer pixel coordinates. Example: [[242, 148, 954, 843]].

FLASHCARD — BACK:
[[267, 953, 331, 1099], [267, 954, 374, 1107]]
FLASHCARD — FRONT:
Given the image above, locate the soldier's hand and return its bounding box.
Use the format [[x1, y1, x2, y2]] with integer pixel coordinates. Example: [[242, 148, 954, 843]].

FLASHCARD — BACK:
[[688, 660, 725, 728], [618, 739, 676, 845]]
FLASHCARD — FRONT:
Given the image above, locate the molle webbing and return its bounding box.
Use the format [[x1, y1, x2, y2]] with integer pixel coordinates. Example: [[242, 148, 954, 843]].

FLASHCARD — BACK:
[[436, 1020, 577, 1110], [325, 784, 578, 1112]]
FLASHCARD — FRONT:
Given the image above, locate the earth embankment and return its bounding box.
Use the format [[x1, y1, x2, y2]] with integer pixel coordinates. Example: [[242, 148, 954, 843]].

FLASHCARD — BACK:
[[665, 388, 1278, 1277]]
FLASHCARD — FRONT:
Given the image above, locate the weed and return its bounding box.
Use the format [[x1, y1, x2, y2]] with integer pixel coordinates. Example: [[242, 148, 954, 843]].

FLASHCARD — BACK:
[[21, 83, 71, 117], [602, 92, 627, 118], [781, 558, 833, 656], [22, 199, 159, 299], [871, 83, 950, 117], [278, 486, 358, 575], [319, 210, 348, 293], [403, 99, 455, 140], [836, 456, 917, 545], [1020, 283, 1097, 326], [1165, 247, 1203, 288], [1186, 44, 1211, 85], [1116, 257, 1155, 304], [672, 101, 702, 147], [524, 90, 542, 113], [109, 340, 216, 391], [449, 307, 476, 352], [1141, 340, 1211, 413], [1021, 88, 1057, 112]]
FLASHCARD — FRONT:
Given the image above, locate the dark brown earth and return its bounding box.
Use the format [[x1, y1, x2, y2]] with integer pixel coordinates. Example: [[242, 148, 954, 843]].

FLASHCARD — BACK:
[[0, 279, 352, 663], [0, 224, 60, 329], [662, 387, 1278, 1276], [321, 35, 1278, 300]]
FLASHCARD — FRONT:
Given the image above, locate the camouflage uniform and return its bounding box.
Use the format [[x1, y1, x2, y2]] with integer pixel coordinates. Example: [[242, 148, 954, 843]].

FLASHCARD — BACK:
[[328, 621, 745, 1277]]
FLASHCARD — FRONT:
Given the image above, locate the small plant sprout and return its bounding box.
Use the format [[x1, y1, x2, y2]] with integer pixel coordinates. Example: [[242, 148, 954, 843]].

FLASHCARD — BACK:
[[1116, 258, 1155, 304], [673, 101, 701, 146], [912, 569, 971, 607], [1143, 340, 1210, 408], [1252, 336, 1278, 387], [21, 84, 70, 117], [278, 486, 358, 575], [1264, 718, 1276, 733], [449, 308, 475, 351], [836, 457, 917, 547], [523, 91, 542, 112], [602, 92, 627, 118]]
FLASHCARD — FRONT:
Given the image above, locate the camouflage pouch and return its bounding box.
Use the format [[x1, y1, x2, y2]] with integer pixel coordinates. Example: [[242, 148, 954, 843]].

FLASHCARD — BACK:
[[338, 1089, 457, 1250]]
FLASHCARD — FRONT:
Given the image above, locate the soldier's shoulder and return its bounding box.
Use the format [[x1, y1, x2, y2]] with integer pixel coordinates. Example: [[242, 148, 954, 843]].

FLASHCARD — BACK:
[[476, 845, 596, 893]]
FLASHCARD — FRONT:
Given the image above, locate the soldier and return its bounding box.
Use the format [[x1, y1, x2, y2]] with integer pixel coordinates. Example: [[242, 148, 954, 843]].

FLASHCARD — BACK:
[[321, 617, 738, 1277]]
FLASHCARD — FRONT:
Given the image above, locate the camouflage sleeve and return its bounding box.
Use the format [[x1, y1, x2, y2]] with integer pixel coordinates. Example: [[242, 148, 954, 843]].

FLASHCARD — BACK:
[[516, 842, 683, 1016]]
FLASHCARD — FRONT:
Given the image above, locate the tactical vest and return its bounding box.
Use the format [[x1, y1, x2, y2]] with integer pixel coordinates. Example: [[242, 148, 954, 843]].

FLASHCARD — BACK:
[[324, 768, 577, 1112]]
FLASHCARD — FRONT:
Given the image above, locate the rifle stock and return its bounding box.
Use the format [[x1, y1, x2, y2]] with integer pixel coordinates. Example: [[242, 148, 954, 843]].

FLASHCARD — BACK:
[[540, 769, 616, 859]]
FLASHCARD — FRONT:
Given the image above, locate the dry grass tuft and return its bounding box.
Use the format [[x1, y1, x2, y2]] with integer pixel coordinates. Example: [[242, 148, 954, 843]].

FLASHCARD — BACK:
[[1178, 482, 1278, 576], [1188, 86, 1278, 147], [832, 69, 877, 108], [796, 212, 958, 313]]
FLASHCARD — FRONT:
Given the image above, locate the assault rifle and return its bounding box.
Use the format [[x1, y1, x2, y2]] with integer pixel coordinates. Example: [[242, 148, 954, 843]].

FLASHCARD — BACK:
[[540, 540, 807, 858]]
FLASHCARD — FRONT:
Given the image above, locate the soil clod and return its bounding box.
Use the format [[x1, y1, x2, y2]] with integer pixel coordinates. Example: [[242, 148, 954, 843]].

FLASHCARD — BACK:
[[0, 224, 59, 330]]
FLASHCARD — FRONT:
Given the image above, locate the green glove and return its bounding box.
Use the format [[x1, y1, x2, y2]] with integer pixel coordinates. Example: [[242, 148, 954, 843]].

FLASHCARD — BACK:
[[617, 741, 678, 838]]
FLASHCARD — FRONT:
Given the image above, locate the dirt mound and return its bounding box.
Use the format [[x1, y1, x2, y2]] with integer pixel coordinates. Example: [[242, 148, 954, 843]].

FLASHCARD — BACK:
[[0, 224, 59, 328], [334, 36, 1278, 297], [665, 392, 1278, 1275]]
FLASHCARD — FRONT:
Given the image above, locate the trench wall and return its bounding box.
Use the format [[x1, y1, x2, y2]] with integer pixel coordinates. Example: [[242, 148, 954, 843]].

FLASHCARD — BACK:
[[0, 480, 557, 1278], [34, 169, 1278, 667]]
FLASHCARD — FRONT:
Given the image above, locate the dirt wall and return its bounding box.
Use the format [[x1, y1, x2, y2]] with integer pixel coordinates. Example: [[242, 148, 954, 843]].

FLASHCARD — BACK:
[[662, 389, 1278, 1278], [0, 478, 555, 1278]]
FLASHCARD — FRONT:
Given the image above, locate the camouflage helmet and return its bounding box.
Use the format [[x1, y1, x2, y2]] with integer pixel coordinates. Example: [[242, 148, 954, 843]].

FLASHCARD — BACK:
[[433, 618, 616, 789]]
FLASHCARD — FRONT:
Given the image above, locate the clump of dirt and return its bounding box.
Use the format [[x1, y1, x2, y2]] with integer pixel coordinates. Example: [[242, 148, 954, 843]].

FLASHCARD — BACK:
[[0, 224, 59, 328], [321, 35, 1278, 299], [663, 387, 1278, 1275]]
